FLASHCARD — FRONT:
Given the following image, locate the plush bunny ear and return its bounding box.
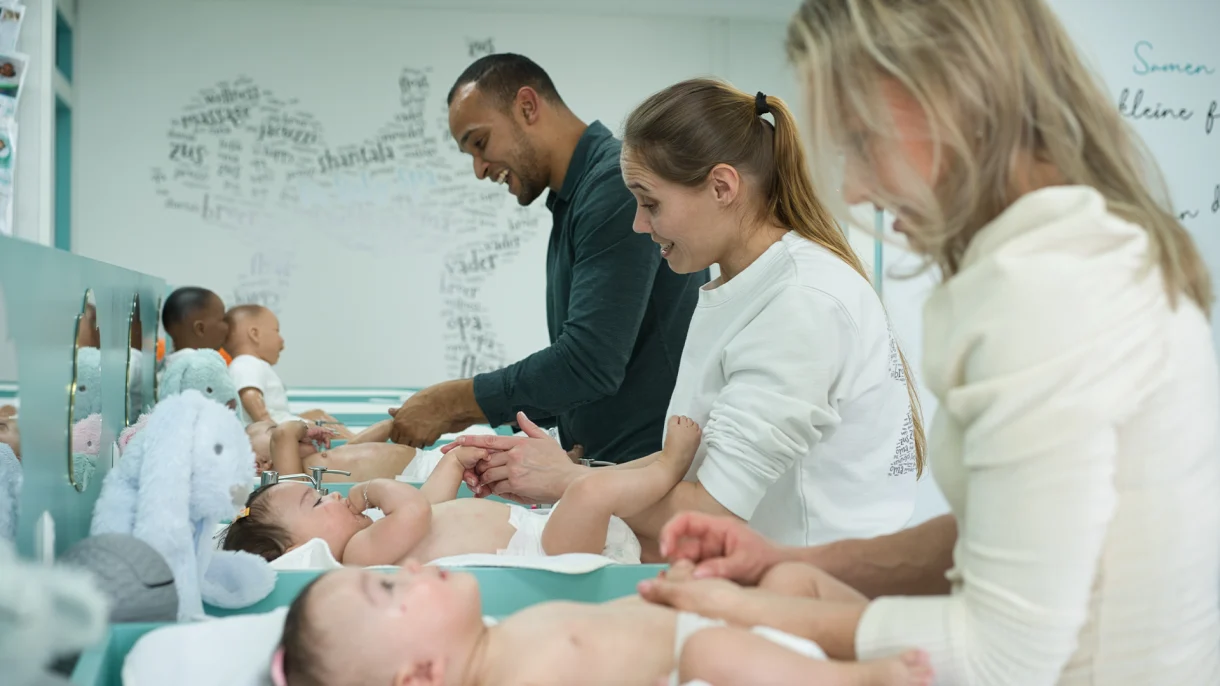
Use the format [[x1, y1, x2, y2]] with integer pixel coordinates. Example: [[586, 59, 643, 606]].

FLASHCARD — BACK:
[[129, 392, 208, 621]]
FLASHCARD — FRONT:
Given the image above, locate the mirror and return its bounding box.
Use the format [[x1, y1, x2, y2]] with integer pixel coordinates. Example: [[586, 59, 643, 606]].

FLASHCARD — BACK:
[[69, 289, 100, 492], [153, 295, 162, 402], [125, 294, 144, 426], [0, 281, 18, 540]]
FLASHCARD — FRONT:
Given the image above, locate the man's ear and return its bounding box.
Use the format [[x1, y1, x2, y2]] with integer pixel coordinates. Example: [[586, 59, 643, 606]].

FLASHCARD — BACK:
[[393, 659, 445, 686], [515, 86, 541, 125]]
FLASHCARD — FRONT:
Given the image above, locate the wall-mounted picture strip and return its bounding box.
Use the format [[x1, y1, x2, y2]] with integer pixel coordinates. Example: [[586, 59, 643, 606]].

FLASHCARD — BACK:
[[0, 119, 15, 236]]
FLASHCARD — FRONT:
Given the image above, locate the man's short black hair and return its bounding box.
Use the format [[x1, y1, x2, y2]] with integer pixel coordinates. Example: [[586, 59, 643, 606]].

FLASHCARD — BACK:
[[162, 287, 217, 330], [446, 53, 564, 110]]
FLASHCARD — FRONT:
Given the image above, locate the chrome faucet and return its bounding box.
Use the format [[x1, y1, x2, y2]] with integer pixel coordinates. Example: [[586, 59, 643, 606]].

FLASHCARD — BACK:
[[259, 466, 352, 495]]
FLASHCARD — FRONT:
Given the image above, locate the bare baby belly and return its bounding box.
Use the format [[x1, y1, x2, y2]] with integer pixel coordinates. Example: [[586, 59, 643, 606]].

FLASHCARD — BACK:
[[409, 499, 518, 562], [304, 443, 415, 482]]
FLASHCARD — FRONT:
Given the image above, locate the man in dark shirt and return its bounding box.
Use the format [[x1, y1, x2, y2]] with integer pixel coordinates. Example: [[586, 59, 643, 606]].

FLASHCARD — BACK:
[[388, 54, 706, 463]]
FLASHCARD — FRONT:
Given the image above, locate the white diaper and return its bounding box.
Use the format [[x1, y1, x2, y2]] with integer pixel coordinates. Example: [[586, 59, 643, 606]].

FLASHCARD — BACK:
[[397, 448, 444, 482], [670, 611, 826, 686], [500, 503, 642, 564]]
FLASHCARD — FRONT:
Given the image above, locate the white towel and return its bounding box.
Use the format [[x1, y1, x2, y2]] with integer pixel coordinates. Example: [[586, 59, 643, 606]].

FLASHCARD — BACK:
[[270, 536, 621, 573]]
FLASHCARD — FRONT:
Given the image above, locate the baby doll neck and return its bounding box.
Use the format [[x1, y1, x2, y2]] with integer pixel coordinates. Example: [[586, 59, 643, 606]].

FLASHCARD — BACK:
[[455, 624, 496, 686]]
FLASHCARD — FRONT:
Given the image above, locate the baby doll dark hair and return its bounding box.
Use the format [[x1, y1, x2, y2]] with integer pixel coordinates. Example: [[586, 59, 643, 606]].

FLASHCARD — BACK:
[[219, 484, 292, 561], [273, 574, 329, 686]]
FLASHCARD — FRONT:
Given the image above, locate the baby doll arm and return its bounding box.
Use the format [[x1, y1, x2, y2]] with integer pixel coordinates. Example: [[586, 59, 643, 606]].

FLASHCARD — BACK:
[[268, 421, 312, 475], [345, 419, 392, 445], [343, 479, 432, 566], [418, 447, 487, 505], [238, 388, 272, 423]]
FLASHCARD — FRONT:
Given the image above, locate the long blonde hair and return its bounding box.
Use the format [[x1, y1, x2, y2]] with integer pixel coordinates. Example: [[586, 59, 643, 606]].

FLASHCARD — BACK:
[[787, 0, 1213, 313], [624, 78, 926, 476]]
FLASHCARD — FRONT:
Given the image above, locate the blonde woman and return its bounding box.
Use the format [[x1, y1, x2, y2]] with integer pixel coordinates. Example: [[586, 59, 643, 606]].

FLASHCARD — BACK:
[[450, 79, 926, 554], [640, 0, 1220, 684]]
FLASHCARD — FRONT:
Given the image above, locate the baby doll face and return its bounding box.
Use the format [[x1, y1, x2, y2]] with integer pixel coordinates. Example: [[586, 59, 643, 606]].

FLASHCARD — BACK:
[[257, 309, 285, 365], [304, 565, 485, 680], [266, 482, 371, 558], [0, 417, 19, 458], [196, 293, 230, 351]]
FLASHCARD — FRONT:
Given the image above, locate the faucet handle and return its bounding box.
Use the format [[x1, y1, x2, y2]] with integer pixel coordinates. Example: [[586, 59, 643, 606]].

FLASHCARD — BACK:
[[260, 471, 279, 488], [309, 466, 352, 495]]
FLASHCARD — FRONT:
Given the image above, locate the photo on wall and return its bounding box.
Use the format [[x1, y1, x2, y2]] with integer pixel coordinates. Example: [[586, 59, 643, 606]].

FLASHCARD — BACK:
[[0, 3, 25, 53], [0, 50, 28, 118]]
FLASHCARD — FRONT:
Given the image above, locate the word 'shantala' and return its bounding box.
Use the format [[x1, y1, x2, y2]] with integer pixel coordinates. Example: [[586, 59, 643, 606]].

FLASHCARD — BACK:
[[317, 142, 396, 174]]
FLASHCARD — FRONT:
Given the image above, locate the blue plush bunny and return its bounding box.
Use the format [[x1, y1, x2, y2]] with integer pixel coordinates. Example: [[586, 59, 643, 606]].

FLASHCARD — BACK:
[[91, 391, 273, 620], [159, 349, 238, 411], [72, 346, 103, 422]]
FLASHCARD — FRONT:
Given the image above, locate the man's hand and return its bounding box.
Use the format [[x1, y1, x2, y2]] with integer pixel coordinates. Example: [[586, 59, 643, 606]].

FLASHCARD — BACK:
[[659, 511, 791, 585], [443, 412, 584, 504], [388, 379, 485, 448]]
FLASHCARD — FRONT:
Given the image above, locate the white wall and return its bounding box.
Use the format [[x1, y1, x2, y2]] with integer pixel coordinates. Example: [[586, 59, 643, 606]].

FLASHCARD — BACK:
[[72, 0, 840, 389], [11, 0, 56, 246]]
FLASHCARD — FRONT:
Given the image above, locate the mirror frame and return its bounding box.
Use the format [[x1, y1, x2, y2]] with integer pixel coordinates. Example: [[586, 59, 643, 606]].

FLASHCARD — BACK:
[[68, 288, 96, 492], [124, 293, 139, 426], [153, 295, 162, 402]]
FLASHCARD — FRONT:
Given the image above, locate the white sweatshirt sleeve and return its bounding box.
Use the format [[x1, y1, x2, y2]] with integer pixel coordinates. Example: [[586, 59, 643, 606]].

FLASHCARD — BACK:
[[696, 286, 853, 520], [855, 235, 1168, 684]]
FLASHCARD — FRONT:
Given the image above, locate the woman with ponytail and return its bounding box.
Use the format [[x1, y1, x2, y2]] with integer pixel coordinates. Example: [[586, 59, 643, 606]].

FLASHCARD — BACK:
[[611, 78, 926, 549]]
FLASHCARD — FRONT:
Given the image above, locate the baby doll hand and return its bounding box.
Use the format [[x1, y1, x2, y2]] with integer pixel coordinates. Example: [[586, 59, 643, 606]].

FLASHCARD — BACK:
[[346, 481, 372, 514], [449, 446, 490, 470], [304, 425, 335, 448]]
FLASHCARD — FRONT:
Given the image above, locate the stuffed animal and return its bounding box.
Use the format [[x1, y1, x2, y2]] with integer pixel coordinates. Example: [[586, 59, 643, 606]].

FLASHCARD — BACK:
[[0, 539, 109, 686], [91, 390, 273, 621], [72, 347, 103, 423], [159, 349, 238, 411], [71, 413, 103, 457], [118, 412, 151, 454]]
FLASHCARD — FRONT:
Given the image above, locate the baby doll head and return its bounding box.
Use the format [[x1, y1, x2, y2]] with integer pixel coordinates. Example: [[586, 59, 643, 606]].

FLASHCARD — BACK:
[[163, 287, 229, 353], [276, 565, 486, 686], [221, 482, 370, 562], [223, 305, 284, 365]]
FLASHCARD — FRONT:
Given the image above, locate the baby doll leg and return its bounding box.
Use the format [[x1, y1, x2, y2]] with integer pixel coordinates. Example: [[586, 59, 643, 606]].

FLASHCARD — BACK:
[[677, 626, 932, 686], [541, 416, 700, 556], [759, 561, 868, 604]]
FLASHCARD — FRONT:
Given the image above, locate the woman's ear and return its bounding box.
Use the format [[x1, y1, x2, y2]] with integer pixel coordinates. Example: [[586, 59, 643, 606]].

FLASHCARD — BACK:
[[707, 164, 741, 207]]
